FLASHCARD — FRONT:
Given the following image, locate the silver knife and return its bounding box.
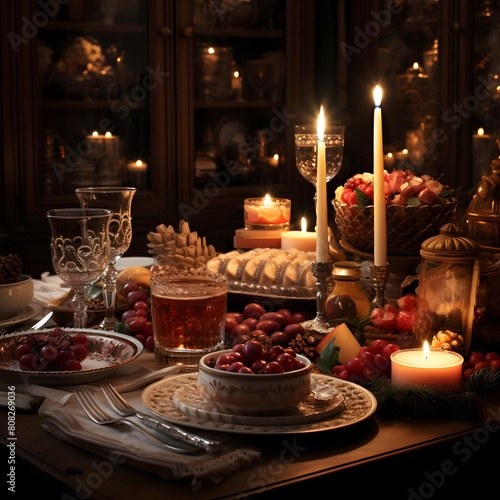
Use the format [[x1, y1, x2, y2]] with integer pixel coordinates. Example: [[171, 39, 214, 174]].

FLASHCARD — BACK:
[[101, 383, 224, 454], [30, 311, 54, 330]]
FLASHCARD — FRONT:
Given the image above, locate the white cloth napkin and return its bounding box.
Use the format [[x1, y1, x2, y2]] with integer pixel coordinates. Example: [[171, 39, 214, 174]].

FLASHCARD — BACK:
[[31, 273, 69, 310], [37, 383, 262, 491]]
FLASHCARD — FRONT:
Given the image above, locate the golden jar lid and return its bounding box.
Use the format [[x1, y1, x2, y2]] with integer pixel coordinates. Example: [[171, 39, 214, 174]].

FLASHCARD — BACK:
[[332, 261, 362, 280], [420, 222, 480, 261]]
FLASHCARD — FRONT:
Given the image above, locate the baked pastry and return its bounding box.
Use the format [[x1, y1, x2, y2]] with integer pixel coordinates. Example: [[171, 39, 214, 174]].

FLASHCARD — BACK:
[[206, 248, 316, 292]]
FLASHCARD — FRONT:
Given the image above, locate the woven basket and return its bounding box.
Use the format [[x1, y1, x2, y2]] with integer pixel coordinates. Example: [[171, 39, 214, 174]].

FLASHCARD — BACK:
[[332, 198, 457, 256]]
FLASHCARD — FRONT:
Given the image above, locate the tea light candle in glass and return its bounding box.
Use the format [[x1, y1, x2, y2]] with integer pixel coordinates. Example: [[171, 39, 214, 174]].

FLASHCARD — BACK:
[[244, 194, 291, 230]]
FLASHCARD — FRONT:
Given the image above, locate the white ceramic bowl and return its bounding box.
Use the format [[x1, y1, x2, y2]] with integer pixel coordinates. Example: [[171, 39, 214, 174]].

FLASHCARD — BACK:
[[0, 275, 34, 318], [198, 349, 312, 416]]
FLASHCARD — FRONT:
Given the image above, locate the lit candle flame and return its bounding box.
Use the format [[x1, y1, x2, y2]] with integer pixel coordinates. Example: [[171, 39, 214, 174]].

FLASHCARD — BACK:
[[478, 127, 485, 136], [373, 85, 383, 107], [92, 130, 99, 137], [301, 217, 307, 233], [317, 106, 325, 142], [423, 341, 430, 360], [263, 194, 271, 206], [208, 46, 215, 55], [136, 160, 143, 167], [413, 62, 419, 70], [234, 70, 240, 78], [105, 131, 112, 138]]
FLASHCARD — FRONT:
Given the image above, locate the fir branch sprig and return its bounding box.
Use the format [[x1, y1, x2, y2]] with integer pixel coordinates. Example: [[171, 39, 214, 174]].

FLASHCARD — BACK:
[[465, 367, 500, 394], [369, 377, 485, 421]]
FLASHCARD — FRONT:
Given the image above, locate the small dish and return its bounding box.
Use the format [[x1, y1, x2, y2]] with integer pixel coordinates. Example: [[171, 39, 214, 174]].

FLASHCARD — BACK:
[[172, 379, 345, 426], [0, 328, 143, 386], [213, 114, 249, 155], [47, 290, 128, 328], [0, 303, 40, 329], [115, 256, 154, 271]]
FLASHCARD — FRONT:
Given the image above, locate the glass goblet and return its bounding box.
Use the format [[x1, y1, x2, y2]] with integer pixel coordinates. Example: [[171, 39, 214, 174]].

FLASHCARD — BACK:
[[75, 187, 136, 330], [294, 124, 345, 207], [246, 58, 275, 101], [46, 208, 112, 329]]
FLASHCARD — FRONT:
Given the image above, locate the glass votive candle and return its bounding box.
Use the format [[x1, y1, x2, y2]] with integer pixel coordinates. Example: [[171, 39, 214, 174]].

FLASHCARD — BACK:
[[244, 195, 291, 230]]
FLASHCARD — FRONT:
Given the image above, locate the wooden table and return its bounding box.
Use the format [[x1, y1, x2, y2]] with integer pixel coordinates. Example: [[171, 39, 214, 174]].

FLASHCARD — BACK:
[[2, 351, 500, 499]]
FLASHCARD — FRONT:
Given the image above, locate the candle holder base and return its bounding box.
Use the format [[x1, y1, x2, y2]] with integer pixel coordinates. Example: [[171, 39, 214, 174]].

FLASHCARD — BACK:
[[301, 260, 333, 340], [370, 263, 390, 310]]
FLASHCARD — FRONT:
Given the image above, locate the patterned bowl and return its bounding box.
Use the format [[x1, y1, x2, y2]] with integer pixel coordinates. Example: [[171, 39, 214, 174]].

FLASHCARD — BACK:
[[198, 349, 312, 416], [332, 198, 457, 256]]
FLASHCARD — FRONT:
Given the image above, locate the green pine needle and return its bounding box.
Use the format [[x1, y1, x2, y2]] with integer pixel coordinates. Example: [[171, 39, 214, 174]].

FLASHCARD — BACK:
[[369, 377, 485, 420], [465, 367, 500, 394]]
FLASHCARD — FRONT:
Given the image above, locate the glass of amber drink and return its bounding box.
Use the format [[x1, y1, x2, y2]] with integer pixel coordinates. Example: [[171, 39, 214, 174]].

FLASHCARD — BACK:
[[150, 265, 228, 366]]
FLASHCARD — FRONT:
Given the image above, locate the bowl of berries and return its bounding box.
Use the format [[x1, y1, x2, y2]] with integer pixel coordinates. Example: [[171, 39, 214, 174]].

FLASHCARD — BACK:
[[333, 170, 457, 256], [198, 343, 312, 416], [0, 254, 34, 318]]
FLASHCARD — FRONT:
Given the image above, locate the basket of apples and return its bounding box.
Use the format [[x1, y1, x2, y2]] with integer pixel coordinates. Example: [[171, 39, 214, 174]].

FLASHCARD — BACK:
[[332, 169, 457, 256]]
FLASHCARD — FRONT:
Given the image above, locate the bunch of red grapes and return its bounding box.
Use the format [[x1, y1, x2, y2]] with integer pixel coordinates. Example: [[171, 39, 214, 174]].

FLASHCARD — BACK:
[[207, 341, 308, 374], [330, 339, 400, 386], [15, 329, 90, 371], [115, 283, 154, 351], [462, 350, 500, 378]]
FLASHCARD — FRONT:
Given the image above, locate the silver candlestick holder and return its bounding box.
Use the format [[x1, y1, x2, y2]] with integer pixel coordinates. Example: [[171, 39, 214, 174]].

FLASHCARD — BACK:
[[370, 263, 390, 310], [301, 260, 333, 339]]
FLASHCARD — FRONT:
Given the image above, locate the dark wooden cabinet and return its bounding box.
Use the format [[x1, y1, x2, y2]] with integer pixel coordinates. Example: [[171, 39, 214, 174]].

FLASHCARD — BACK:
[[340, 0, 497, 209], [0, 0, 316, 277]]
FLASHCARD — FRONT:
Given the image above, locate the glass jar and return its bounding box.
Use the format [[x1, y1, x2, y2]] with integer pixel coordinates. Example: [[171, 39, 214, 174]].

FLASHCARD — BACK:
[[325, 261, 371, 325], [413, 223, 481, 356]]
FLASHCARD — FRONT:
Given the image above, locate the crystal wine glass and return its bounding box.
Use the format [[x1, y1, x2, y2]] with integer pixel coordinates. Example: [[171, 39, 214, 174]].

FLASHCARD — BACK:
[[294, 124, 345, 207], [75, 187, 136, 330], [47, 208, 112, 329], [246, 58, 275, 101]]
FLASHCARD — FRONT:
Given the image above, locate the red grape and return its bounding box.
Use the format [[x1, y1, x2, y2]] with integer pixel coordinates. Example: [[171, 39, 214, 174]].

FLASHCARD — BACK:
[[263, 361, 284, 374], [127, 290, 148, 306], [123, 282, 140, 295], [243, 340, 264, 364], [275, 353, 296, 372]]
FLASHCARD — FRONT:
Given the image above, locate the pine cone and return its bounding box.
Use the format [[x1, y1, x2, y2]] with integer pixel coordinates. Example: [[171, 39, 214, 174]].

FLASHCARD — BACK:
[[146, 220, 219, 268], [0, 254, 23, 284]]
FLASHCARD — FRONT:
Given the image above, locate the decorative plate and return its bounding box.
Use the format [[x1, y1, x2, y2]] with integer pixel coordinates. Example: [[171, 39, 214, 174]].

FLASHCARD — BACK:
[[141, 373, 377, 435], [0, 328, 143, 386]]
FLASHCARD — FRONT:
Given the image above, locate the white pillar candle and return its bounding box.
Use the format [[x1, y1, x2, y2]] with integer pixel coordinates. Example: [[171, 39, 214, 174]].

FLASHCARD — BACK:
[[390, 342, 464, 392], [316, 106, 329, 263], [281, 217, 317, 252], [373, 86, 387, 266]]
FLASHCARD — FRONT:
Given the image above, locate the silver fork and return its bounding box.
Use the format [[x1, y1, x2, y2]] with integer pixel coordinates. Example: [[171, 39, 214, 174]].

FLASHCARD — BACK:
[[100, 382, 224, 454], [74, 387, 199, 454]]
